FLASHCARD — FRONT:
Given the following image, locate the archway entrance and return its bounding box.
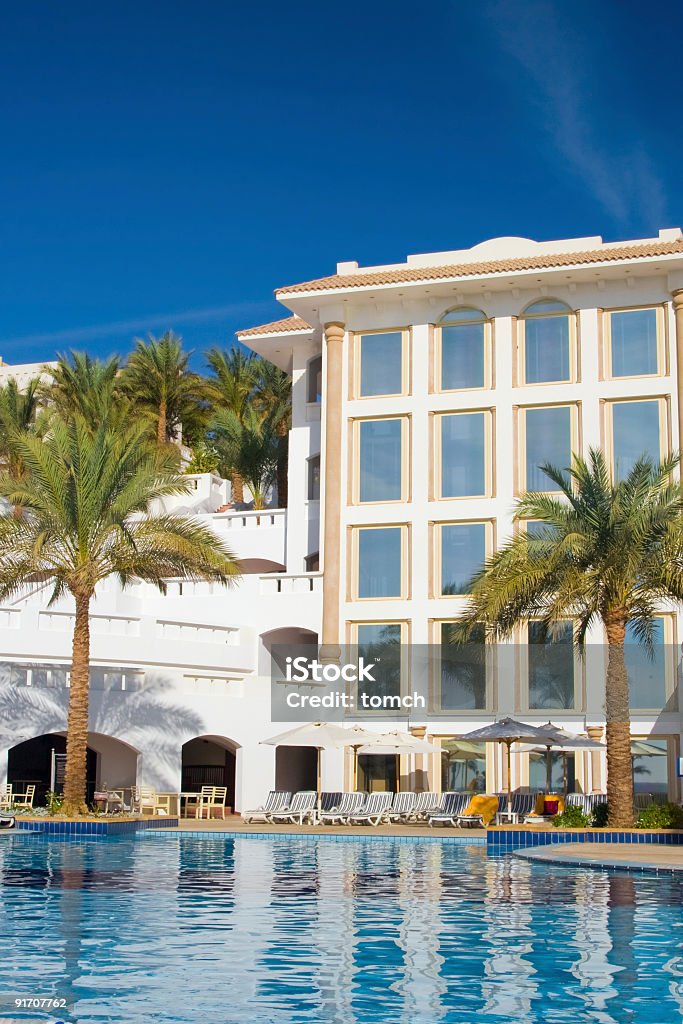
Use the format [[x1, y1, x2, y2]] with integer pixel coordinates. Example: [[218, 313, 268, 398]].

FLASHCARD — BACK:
[[8, 734, 97, 807], [181, 736, 237, 812]]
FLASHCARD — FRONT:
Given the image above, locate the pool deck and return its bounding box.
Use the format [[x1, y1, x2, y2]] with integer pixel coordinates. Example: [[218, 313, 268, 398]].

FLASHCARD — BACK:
[[174, 814, 480, 838], [514, 842, 683, 873]]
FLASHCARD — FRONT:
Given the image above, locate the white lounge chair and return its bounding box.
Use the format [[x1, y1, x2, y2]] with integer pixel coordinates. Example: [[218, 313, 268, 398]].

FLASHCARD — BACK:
[[269, 790, 317, 825], [319, 791, 365, 825], [347, 791, 393, 826], [409, 791, 442, 821], [242, 790, 291, 824], [428, 792, 468, 827], [0, 812, 15, 829], [386, 791, 417, 823]]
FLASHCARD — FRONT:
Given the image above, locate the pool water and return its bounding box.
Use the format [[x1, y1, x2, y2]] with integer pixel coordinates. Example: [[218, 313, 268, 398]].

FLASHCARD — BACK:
[[0, 834, 682, 1024]]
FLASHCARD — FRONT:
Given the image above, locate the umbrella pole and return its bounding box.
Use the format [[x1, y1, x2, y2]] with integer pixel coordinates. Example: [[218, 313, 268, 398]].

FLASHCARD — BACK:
[[352, 746, 358, 791], [546, 745, 552, 792], [506, 740, 512, 814], [317, 747, 321, 812], [396, 754, 400, 793]]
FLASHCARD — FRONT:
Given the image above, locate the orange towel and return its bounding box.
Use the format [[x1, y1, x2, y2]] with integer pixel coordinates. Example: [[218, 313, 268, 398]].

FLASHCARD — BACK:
[[461, 794, 499, 826]]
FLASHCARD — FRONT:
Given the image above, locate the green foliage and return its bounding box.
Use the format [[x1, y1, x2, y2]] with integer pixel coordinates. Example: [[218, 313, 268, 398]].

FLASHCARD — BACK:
[[44, 790, 64, 815], [211, 404, 280, 510], [553, 804, 590, 828], [185, 442, 219, 475], [591, 802, 609, 827], [635, 802, 683, 830]]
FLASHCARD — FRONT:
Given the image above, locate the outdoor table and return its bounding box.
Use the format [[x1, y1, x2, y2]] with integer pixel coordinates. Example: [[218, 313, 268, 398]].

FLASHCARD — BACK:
[[156, 792, 180, 816], [495, 810, 518, 825]]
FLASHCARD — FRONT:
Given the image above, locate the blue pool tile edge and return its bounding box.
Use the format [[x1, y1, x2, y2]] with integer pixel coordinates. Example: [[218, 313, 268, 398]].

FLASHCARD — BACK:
[[137, 829, 487, 845], [513, 848, 683, 875], [488, 828, 683, 851], [16, 817, 179, 835]]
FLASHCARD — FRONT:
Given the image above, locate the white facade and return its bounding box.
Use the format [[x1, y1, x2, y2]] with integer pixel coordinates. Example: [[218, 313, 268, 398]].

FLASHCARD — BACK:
[[3, 229, 683, 806]]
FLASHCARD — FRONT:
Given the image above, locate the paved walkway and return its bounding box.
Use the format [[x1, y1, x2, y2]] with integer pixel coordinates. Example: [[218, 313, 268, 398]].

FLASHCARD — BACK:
[[514, 842, 683, 873], [174, 814, 483, 839]]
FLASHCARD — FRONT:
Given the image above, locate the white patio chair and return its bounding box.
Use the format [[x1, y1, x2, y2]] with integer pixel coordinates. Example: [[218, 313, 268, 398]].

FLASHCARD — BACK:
[[242, 790, 291, 824], [269, 790, 317, 825]]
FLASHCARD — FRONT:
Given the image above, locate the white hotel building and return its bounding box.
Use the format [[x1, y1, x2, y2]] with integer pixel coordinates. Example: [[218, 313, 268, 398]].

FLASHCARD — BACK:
[[2, 229, 683, 809]]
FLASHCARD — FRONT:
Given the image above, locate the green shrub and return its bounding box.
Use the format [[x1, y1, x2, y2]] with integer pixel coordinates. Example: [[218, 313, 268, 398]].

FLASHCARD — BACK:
[[184, 442, 219, 475], [591, 802, 609, 827], [44, 790, 64, 815], [553, 804, 590, 828], [636, 802, 683, 830]]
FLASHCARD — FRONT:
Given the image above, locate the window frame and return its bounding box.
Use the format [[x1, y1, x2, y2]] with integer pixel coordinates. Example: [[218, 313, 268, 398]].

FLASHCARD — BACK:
[[603, 396, 670, 479], [351, 327, 411, 400], [350, 415, 410, 505], [431, 519, 494, 598], [434, 308, 493, 393], [306, 353, 323, 404], [349, 523, 411, 601], [432, 408, 494, 500], [618, 614, 676, 713], [516, 402, 580, 494], [602, 305, 667, 381], [346, 620, 411, 711], [516, 300, 578, 387], [306, 453, 320, 501]]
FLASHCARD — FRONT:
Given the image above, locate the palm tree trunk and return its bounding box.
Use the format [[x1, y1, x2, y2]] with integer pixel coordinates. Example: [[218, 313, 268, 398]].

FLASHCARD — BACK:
[[63, 591, 92, 814], [231, 471, 244, 505], [276, 434, 288, 508], [604, 614, 635, 828], [157, 399, 167, 445]]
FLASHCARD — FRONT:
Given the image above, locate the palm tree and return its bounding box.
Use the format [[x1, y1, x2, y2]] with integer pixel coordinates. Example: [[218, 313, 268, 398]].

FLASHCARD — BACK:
[[123, 332, 210, 446], [451, 449, 683, 828], [0, 377, 42, 490], [254, 359, 291, 508], [211, 404, 279, 510], [0, 414, 240, 813], [44, 352, 126, 426], [206, 346, 258, 504]]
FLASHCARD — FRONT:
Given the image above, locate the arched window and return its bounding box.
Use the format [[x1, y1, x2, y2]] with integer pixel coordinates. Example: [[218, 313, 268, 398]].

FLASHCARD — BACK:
[[436, 307, 490, 391], [519, 299, 574, 385]]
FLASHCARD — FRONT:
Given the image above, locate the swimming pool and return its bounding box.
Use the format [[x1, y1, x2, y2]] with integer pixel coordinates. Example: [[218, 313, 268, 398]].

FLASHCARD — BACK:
[[0, 833, 681, 1023]]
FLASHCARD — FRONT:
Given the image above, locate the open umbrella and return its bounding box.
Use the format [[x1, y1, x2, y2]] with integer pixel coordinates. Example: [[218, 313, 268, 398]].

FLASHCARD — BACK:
[[458, 717, 558, 814], [515, 722, 605, 792], [356, 731, 439, 793], [262, 722, 375, 806]]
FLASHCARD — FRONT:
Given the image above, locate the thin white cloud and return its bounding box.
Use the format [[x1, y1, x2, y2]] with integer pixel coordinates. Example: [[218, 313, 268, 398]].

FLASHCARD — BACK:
[[485, 0, 668, 228], [0, 300, 275, 353]]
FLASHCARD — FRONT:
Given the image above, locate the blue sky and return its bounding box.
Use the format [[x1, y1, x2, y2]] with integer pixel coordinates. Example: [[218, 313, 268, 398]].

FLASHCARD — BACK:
[[0, 1, 679, 368]]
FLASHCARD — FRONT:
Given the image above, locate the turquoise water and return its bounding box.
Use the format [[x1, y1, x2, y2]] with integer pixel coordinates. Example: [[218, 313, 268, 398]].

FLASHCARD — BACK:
[[0, 834, 682, 1023]]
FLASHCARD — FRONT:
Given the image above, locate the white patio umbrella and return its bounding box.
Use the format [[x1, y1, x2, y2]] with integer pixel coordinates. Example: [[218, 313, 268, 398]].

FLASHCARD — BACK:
[[357, 731, 439, 792], [458, 717, 558, 813], [262, 722, 375, 805]]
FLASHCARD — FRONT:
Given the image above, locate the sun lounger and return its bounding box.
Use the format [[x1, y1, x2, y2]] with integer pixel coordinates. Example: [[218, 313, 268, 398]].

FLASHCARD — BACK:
[[385, 791, 417, 823], [566, 793, 607, 816], [456, 794, 501, 828], [242, 790, 291, 824], [347, 791, 393, 826], [523, 793, 565, 824], [0, 813, 15, 829], [319, 791, 365, 824], [268, 790, 317, 825], [409, 791, 442, 821], [428, 792, 469, 827], [320, 791, 343, 813]]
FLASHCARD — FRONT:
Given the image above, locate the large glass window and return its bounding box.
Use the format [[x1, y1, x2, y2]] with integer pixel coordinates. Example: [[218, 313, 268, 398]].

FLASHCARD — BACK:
[[521, 300, 572, 384], [609, 308, 659, 378], [358, 331, 404, 397], [527, 620, 575, 709], [632, 738, 669, 800], [441, 738, 486, 792], [307, 355, 322, 403], [439, 412, 488, 498], [611, 400, 662, 478], [529, 750, 575, 793], [439, 308, 487, 391], [439, 522, 487, 595], [625, 618, 667, 709], [356, 527, 404, 598], [356, 623, 402, 701], [358, 418, 403, 502], [523, 405, 572, 491], [307, 455, 320, 501], [438, 623, 487, 710]]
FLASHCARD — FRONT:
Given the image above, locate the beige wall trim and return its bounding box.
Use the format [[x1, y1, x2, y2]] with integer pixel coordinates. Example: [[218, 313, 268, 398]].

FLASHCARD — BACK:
[[672, 291, 683, 453], [320, 322, 345, 654]]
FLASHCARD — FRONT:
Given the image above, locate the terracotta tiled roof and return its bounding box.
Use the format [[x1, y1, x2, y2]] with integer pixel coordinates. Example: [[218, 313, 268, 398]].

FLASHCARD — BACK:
[[237, 315, 312, 338], [275, 240, 683, 296]]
